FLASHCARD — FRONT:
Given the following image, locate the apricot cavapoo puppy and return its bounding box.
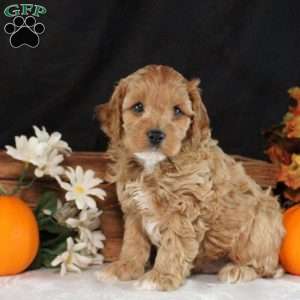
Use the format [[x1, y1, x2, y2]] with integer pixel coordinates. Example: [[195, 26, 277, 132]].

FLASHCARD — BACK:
[[96, 65, 284, 291]]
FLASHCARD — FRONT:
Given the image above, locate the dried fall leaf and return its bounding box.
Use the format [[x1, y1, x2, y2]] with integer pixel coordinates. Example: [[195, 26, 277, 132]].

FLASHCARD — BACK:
[[284, 188, 300, 202], [288, 87, 300, 102], [278, 154, 300, 189], [288, 87, 300, 115], [282, 87, 300, 137], [285, 115, 300, 138], [265, 144, 291, 165]]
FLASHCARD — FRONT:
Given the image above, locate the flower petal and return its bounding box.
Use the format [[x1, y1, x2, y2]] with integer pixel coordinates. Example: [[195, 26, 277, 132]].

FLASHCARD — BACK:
[[83, 196, 97, 209], [34, 168, 44, 178], [65, 217, 80, 228], [67, 264, 82, 273], [66, 237, 74, 250], [56, 177, 73, 191], [88, 188, 106, 200], [65, 191, 75, 201], [75, 197, 86, 210], [73, 242, 87, 252], [75, 166, 84, 183], [60, 263, 67, 276], [51, 255, 63, 267], [73, 253, 93, 267], [92, 254, 104, 265]]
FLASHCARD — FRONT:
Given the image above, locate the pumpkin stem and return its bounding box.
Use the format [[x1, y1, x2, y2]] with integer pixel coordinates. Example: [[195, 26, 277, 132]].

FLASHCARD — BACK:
[[0, 185, 8, 195]]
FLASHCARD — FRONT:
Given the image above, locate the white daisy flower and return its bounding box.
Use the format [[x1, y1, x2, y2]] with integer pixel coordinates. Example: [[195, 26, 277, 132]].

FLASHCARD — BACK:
[[77, 227, 106, 255], [65, 208, 102, 230], [33, 126, 71, 154], [34, 149, 65, 178], [91, 253, 104, 265], [5, 126, 71, 179], [56, 166, 106, 210], [66, 209, 105, 255], [6, 135, 47, 165], [51, 237, 92, 276], [53, 201, 78, 225]]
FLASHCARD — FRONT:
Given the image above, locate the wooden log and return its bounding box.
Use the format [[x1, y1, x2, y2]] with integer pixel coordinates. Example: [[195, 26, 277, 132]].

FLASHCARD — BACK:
[[0, 179, 118, 210], [0, 151, 110, 180], [99, 209, 124, 238], [0, 151, 279, 262], [0, 151, 278, 188], [232, 155, 279, 188]]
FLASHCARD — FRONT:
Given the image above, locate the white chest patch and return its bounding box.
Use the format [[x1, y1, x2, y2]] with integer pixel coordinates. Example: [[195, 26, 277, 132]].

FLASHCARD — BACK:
[[129, 187, 152, 211], [142, 217, 161, 246], [127, 183, 161, 246], [134, 151, 166, 173]]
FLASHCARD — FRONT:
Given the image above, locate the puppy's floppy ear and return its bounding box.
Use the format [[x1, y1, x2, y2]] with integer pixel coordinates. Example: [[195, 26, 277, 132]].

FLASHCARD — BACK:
[[187, 79, 210, 146], [95, 79, 127, 142]]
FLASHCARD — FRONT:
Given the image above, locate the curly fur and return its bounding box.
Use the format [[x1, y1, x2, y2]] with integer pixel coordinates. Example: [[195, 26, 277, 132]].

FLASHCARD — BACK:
[[96, 65, 285, 291]]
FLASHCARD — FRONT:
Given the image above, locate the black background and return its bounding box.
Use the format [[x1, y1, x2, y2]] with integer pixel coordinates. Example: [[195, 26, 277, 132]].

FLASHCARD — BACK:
[[0, 1, 299, 159]]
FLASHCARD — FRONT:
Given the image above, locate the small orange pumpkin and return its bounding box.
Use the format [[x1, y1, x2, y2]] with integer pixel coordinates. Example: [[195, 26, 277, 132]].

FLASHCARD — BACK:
[[280, 204, 300, 275], [0, 196, 39, 276]]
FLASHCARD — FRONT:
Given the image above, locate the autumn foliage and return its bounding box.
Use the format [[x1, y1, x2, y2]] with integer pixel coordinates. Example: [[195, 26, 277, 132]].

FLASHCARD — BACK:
[[264, 87, 300, 203]]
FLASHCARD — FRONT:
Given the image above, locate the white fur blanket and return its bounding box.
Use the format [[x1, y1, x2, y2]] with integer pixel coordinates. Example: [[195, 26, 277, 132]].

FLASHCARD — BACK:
[[0, 266, 300, 300]]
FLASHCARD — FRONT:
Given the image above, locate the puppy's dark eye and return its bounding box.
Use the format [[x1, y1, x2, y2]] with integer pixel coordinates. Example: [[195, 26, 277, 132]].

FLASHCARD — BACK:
[[132, 102, 144, 113], [174, 106, 183, 116]]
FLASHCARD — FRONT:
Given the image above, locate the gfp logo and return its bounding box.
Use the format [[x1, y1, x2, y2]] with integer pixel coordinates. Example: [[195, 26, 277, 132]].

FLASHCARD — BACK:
[[3, 4, 47, 48]]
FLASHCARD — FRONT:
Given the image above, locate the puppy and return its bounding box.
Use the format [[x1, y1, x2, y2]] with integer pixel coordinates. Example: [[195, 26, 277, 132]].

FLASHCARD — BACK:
[[96, 65, 284, 291]]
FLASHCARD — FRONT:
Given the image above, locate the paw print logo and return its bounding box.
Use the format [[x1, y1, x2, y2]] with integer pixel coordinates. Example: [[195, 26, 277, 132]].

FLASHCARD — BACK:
[[4, 16, 45, 48]]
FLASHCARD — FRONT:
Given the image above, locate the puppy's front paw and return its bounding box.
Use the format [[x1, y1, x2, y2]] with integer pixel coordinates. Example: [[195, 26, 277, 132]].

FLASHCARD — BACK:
[[96, 266, 118, 283], [135, 269, 183, 291], [218, 263, 258, 283], [96, 260, 145, 282]]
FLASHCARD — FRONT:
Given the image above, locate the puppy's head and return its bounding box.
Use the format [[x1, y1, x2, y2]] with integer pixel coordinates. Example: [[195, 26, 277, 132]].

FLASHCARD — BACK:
[[96, 65, 209, 169]]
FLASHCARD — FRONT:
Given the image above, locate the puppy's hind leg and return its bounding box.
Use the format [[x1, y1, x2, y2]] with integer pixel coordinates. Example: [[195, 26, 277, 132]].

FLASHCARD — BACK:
[[219, 198, 285, 283]]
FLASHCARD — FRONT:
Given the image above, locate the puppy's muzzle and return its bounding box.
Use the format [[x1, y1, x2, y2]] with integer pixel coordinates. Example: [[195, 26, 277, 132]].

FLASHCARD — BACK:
[[147, 129, 166, 146]]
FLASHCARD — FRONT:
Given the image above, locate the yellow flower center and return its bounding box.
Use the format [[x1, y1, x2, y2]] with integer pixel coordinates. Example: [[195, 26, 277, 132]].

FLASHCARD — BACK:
[[74, 185, 85, 194], [67, 253, 73, 265]]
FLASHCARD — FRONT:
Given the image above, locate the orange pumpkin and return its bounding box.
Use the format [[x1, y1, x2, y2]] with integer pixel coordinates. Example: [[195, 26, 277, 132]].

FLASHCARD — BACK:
[[280, 204, 300, 275], [0, 195, 39, 275]]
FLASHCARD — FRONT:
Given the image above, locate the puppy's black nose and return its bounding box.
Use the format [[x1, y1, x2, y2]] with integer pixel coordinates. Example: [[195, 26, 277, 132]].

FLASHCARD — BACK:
[[147, 129, 166, 146]]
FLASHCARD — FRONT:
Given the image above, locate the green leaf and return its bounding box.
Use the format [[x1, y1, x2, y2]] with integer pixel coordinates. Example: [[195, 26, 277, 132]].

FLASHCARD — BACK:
[[29, 222, 75, 270], [29, 240, 68, 270], [29, 191, 77, 270], [34, 191, 59, 218], [38, 217, 65, 233]]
